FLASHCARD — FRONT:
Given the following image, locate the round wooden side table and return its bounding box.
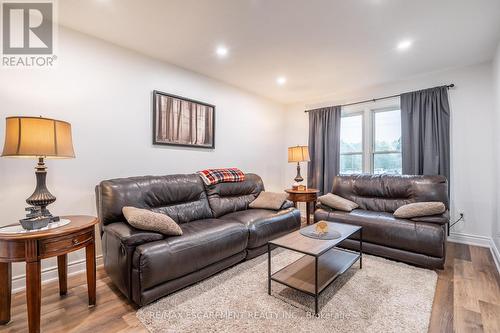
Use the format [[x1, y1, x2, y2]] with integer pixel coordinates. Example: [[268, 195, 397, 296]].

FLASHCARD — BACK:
[[284, 188, 319, 225], [0, 215, 98, 333]]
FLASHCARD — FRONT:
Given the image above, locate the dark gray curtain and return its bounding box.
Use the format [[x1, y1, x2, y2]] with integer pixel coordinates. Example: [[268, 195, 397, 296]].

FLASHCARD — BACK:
[[401, 86, 450, 182], [307, 106, 342, 195]]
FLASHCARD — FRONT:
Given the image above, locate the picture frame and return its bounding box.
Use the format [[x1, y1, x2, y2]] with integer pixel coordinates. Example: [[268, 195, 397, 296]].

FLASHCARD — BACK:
[[153, 90, 215, 149]]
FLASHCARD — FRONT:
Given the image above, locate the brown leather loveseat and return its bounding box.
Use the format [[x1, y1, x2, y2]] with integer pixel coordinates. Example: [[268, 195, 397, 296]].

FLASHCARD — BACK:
[[95, 173, 300, 306], [314, 175, 448, 269]]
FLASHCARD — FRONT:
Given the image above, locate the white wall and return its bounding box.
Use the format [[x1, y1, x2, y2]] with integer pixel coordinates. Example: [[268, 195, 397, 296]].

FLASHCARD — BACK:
[[285, 62, 496, 241], [0, 28, 287, 286]]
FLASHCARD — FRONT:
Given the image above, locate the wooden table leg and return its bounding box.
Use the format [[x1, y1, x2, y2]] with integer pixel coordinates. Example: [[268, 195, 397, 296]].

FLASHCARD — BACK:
[[306, 201, 311, 225], [0, 262, 12, 325], [26, 260, 41, 333], [57, 254, 67, 296], [86, 240, 96, 307]]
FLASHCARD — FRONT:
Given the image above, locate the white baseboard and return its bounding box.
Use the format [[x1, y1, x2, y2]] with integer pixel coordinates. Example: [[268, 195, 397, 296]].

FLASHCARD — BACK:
[[490, 239, 500, 274], [448, 232, 492, 247], [12, 255, 103, 293], [448, 232, 500, 274]]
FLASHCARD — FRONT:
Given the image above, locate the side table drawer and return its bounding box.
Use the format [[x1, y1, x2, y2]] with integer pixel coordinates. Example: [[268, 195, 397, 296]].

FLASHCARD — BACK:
[[38, 230, 94, 258], [287, 192, 317, 202]]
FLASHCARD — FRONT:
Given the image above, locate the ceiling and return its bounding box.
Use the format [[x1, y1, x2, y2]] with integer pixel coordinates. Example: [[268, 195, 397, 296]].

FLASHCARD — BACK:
[[58, 0, 500, 104]]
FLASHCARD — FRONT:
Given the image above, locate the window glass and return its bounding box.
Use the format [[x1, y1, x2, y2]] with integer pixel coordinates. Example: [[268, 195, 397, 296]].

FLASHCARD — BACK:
[[340, 154, 363, 174], [373, 110, 402, 174], [340, 114, 362, 153], [374, 110, 401, 152], [373, 153, 402, 174], [340, 114, 363, 174]]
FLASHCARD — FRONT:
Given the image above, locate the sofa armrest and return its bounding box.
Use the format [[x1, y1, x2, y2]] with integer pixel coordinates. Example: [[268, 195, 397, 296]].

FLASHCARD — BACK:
[[411, 211, 450, 225], [101, 222, 164, 303], [280, 200, 295, 210], [104, 222, 164, 247], [316, 202, 335, 212]]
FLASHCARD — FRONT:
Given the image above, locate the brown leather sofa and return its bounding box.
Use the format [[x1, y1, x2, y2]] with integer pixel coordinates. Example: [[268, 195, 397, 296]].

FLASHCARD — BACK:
[[314, 175, 448, 269], [95, 173, 300, 306]]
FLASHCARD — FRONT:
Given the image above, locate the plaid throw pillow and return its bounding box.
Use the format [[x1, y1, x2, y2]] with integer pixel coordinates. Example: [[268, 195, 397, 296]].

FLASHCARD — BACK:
[[198, 168, 245, 185]]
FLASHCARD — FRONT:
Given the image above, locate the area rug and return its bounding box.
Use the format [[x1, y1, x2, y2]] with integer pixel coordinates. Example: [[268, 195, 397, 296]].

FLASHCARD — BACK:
[[137, 250, 437, 333]]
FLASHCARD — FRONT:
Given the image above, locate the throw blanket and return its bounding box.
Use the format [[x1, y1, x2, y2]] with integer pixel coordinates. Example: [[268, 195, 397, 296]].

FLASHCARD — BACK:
[[198, 168, 245, 185]]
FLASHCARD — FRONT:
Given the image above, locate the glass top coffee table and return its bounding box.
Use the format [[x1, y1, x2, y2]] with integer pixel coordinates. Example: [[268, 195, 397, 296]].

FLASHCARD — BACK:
[[267, 221, 362, 315]]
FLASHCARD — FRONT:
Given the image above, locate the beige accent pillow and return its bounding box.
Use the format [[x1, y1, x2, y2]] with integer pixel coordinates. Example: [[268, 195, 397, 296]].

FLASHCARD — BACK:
[[318, 193, 359, 212], [393, 202, 446, 219], [249, 191, 288, 210], [122, 206, 182, 236]]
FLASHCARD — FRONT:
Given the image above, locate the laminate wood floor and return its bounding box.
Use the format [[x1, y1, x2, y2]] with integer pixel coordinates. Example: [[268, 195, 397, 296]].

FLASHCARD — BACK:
[[0, 242, 498, 332]]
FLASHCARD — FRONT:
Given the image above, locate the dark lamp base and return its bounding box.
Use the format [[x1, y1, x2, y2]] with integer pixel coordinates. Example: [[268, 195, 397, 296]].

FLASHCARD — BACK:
[[20, 206, 60, 230], [294, 162, 304, 183], [19, 157, 59, 230]]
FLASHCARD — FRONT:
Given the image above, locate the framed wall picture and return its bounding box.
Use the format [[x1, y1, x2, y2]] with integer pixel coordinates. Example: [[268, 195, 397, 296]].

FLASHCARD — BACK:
[[153, 90, 215, 148]]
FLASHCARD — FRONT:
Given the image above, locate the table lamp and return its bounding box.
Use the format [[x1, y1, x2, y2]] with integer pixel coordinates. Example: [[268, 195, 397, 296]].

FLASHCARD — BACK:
[[288, 145, 310, 189], [1, 116, 75, 230]]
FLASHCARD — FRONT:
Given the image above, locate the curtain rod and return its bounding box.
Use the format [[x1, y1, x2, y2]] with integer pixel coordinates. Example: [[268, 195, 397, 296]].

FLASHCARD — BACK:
[[304, 84, 455, 113]]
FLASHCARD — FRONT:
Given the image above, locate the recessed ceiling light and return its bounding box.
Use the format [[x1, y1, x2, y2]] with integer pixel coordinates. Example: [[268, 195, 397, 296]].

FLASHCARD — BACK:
[[276, 76, 287, 85], [215, 46, 228, 58], [397, 39, 412, 51]]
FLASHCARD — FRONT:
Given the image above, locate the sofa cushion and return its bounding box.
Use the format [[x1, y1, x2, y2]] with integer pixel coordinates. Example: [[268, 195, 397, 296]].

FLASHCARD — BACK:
[[132, 219, 247, 290], [314, 208, 444, 258], [204, 173, 264, 217], [394, 202, 446, 219], [220, 208, 301, 248], [249, 191, 288, 210], [318, 193, 359, 212], [122, 206, 182, 236]]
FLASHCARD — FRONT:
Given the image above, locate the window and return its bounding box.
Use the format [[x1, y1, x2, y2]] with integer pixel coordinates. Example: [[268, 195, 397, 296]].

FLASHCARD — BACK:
[[339, 105, 401, 174], [340, 114, 363, 174], [373, 110, 402, 174]]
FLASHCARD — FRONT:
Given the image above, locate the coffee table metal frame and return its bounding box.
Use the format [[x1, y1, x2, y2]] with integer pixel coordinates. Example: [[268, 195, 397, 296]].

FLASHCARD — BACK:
[[267, 225, 362, 316]]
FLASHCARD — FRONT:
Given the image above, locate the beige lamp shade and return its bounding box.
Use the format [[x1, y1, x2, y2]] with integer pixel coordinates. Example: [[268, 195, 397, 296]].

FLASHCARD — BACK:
[[288, 145, 310, 163], [1, 116, 75, 158]]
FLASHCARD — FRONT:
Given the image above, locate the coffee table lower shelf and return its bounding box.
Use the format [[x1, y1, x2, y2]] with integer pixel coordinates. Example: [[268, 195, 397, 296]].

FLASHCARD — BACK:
[[268, 247, 361, 315]]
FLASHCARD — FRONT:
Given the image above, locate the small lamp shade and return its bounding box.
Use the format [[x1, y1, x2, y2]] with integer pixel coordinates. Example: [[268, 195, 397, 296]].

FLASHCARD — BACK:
[[2, 116, 75, 158], [288, 145, 310, 163]]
